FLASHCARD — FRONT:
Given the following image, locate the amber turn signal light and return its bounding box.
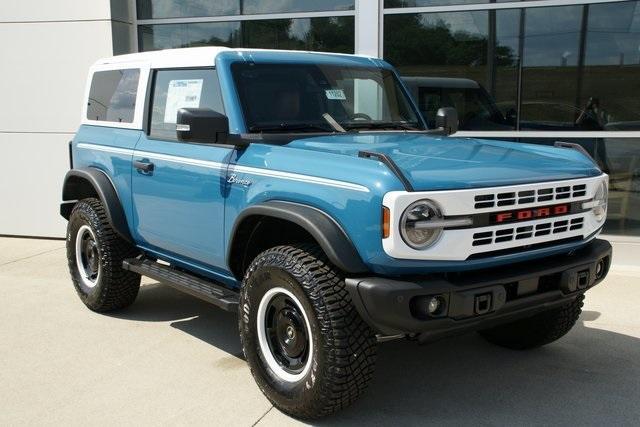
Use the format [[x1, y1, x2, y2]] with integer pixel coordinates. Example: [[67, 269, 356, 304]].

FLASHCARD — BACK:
[[382, 206, 390, 239]]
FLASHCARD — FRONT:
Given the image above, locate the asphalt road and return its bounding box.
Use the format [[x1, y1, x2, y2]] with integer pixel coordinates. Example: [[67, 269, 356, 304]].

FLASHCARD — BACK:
[[1, 237, 639, 426]]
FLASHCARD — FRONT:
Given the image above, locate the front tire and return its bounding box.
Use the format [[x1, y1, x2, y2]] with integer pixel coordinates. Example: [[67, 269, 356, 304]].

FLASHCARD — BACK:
[[67, 198, 141, 312], [479, 295, 584, 350], [239, 244, 377, 418]]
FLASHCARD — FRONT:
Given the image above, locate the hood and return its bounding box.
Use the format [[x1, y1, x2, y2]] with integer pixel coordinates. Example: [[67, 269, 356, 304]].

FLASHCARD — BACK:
[[286, 133, 602, 191]]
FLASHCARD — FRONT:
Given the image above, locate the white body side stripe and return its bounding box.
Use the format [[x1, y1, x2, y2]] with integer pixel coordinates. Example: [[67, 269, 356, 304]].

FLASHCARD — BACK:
[[75, 143, 369, 192]]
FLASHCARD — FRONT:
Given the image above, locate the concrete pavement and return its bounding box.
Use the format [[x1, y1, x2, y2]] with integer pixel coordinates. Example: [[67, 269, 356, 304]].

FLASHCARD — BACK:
[[0, 236, 639, 426]]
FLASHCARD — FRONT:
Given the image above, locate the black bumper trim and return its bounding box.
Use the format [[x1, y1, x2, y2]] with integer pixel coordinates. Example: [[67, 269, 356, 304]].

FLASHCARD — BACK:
[[345, 239, 612, 338]]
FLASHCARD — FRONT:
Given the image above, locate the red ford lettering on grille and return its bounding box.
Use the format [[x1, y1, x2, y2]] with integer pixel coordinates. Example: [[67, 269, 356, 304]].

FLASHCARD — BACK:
[[492, 204, 570, 224]]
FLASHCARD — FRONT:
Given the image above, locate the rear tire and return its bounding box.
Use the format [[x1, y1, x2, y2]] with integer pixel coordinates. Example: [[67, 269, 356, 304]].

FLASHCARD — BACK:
[[479, 295, 584, 350], [67, 198, 141, 312], [239, 244, 377, 418]]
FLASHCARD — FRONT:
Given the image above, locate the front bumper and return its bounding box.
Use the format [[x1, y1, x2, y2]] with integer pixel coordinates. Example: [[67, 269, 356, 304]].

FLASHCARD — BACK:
[[345, 239, 612, 342]]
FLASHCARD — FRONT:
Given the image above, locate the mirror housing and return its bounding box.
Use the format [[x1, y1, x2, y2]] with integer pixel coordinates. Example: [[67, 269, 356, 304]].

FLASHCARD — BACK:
[[435, 107, 459, 135], [177, 108, 229, 144]]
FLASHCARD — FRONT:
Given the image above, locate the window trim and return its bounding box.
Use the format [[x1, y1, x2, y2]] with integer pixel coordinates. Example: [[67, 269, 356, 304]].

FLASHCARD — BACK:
[[82, 61, 151, 130], [136, 9, 355, 25]]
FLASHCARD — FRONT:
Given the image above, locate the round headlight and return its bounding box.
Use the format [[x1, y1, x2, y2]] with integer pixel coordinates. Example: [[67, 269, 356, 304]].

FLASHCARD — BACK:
[[593, 181, 608, 222], [400, 200, 443, 249]]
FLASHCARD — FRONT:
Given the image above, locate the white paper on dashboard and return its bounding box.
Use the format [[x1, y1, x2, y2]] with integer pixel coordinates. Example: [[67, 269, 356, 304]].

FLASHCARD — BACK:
[[164, 79, 204, 123], [325, 89, 346, 100]]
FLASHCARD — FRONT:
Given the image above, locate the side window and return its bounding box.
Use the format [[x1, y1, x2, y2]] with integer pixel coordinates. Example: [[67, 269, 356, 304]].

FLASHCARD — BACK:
[[149, 68, 225, 140], [87, 69, 140, 123]]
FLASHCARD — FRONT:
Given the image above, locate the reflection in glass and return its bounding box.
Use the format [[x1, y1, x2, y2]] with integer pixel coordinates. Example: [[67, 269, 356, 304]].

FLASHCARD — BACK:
[[403, 77, 511, 130], [519, 6, 584, 131], [137, 0, 354, 19], [385, 11, 518, 130], [139, 17, 354, 53], [137, 0, 239, 19], [384, 2, 640, 132], [519, 2, 640, 131], [139, 22, 241, 50], [385, 0, 489, 7], [581, 2, 640, 131], [241, 18, 354, 53], [242, 0, 354, 15], [87, 69, 140, 123]]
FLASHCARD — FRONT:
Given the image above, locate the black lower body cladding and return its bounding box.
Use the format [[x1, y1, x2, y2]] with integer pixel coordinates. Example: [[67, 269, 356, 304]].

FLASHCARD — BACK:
[[345, 239, 612, 341]]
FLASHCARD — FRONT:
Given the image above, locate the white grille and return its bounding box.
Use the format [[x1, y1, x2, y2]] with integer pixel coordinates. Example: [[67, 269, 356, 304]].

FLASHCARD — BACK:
[[382, 175, 606, 261]]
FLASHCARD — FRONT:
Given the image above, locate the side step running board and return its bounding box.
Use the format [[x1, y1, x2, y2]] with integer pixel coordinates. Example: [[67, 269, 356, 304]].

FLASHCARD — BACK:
[[122, 258, 239, 312]]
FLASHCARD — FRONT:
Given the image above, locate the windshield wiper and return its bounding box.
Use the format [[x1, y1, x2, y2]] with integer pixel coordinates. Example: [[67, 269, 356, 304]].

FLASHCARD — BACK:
[[249, 123, 333, 133], [322, 113, 346, 133], [342, 121, 422, 131]]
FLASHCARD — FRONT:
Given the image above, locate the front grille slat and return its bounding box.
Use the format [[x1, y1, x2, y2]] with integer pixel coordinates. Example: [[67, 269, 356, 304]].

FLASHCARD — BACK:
[[472, 216, 584, 246], [474, 181, 591, 210]]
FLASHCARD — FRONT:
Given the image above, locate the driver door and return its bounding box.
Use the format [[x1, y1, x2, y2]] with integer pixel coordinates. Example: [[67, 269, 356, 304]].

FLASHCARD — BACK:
[[131, 68, 231, 270]]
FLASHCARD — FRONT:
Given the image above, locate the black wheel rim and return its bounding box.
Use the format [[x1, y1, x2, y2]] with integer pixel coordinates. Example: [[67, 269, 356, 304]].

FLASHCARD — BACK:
[[264, 294, 309, 374]]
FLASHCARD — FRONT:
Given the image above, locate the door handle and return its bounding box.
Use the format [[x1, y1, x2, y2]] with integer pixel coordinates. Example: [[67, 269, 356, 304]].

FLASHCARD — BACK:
[[134, 160, 154, 173]]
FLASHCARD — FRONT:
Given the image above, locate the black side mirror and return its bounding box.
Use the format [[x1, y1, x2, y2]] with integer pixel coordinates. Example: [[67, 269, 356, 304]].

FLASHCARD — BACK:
[[435, 107, 459, 135], [177, 108, 229, 144]]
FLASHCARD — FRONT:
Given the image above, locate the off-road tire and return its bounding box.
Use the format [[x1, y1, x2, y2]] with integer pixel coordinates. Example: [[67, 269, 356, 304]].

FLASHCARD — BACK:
[[239, 244, 378, 419], [67, 198, 141, 312], [479, 295, 584, 350]]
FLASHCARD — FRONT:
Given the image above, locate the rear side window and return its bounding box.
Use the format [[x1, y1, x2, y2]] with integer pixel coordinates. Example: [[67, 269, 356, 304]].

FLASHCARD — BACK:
[[149, 68, 225, 140], [87, 69, 140, 123]]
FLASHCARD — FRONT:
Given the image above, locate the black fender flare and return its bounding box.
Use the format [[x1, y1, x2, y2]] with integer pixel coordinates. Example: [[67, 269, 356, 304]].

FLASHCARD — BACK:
[[60, 168, 133, 243], [228, 200, 369, 274]]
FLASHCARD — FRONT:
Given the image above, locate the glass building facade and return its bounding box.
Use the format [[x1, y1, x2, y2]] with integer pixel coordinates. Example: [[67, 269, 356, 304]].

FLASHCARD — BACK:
[[134, 0, 640, 238]]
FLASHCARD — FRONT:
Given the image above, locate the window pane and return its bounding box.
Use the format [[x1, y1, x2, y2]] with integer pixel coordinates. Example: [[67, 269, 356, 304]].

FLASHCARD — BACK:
[[150, 69, 225, 140], [385, 0, 489, 7], [519, 6, 584, 131], [581, 2, 640, 131], [243, 0, 354, 14], [385, 11, 517, 130], [137, 0, 354, 18], [137, 0, 239, 19], [138, 22, 240, 51], [241, 17, 354, 53], [87, 69, 139, 123], [139, 17, 354, 54], [520, 3, 640, 131]]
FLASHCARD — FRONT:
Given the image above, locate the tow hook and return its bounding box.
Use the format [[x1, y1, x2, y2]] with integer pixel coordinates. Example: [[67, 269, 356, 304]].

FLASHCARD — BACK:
[[474, 293, 492, 315]]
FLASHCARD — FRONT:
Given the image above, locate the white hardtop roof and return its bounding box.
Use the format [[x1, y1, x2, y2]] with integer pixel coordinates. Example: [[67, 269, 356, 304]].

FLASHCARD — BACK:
[[93, 46, 375, 69]]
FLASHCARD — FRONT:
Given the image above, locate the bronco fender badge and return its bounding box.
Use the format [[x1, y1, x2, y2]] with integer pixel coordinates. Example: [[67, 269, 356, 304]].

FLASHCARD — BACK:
[[227, 173, 252, 187]]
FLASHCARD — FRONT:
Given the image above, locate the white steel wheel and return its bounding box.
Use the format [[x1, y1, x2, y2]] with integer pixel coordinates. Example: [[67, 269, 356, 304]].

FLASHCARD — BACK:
[[256, 286, 314, 383], [74, 224, 101, 289]]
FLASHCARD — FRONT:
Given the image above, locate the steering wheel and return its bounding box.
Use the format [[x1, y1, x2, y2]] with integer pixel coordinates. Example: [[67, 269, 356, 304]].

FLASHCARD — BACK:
[[350, 113, 372, 121]]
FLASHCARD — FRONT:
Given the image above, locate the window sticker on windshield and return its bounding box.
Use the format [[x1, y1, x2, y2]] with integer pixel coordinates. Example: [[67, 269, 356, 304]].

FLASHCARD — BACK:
[[164, 79, 203, 124], [325, 89, 346, 100]]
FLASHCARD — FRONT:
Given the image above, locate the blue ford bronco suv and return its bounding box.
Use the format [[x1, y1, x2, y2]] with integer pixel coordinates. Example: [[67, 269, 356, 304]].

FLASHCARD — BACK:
[[62, 47, 611, 418]]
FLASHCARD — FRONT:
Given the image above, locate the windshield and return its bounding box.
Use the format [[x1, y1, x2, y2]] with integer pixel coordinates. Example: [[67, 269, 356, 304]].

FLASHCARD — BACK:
[[231, 62, 423, 133]]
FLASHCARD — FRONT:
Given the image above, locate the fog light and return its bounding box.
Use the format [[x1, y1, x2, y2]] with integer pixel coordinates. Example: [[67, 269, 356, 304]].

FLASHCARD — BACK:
[[427, 297, 442, 314], [427, 296, 445, 316]]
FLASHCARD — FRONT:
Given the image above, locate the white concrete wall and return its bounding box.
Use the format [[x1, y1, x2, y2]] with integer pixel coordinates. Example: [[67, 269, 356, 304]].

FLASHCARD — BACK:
[[0, 0, 134, 237]]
